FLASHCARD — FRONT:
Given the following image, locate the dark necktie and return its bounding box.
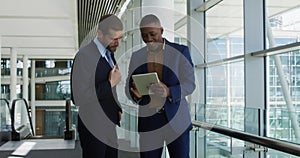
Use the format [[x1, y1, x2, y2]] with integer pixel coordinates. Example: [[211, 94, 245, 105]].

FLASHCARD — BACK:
[[106, 51, 114, 68]]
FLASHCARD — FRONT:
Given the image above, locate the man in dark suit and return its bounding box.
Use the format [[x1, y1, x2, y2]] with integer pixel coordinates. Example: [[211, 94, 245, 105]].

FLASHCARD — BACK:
[[126, 14, 195, 158], [71, 14, 123, 158]]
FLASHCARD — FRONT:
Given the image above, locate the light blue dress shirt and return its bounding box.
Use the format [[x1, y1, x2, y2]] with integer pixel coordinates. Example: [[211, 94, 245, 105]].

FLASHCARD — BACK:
[[93, 38, 114, 67]]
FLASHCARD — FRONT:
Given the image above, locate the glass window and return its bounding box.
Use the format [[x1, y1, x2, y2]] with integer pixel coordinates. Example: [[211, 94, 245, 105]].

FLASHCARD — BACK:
[[206, 0, 244, 62], [266, 0, 300, 48], [206, 61, 244, 130]]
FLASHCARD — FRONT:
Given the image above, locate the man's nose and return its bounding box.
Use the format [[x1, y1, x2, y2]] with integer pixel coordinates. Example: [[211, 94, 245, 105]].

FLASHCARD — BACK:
[[144, 35, 153, 43], [113, 38, 120, 46]]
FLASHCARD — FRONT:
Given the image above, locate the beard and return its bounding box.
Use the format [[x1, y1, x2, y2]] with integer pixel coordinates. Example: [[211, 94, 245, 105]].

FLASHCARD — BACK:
[[106, 45, 117, 52], [147, 42, 163, 52]]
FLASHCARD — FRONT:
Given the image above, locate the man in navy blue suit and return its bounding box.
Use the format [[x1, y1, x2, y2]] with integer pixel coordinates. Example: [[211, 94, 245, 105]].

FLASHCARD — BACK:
[[71, 14, 123, 158], [126, 14, 195, 158]]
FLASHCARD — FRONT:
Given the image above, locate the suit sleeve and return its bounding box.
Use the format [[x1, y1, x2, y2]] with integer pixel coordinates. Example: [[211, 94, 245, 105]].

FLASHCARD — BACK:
[[168, 46, 195, 104], [125, 54, 150, 105], [71, 52, 98, 107]]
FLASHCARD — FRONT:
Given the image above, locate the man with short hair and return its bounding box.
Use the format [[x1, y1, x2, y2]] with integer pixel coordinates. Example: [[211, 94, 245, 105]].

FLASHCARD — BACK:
[[126, 14, 195, 158], [72, 14, 123, 158]]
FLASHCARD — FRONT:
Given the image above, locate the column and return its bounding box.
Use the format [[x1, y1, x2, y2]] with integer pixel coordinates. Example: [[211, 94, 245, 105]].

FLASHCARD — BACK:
[[22, 55, 29, 101], [142, 0, 174, 41], [0, 35, 1, 91], [188, 0, 205, 157], [244, 0, 265, 157], [31, 60, 36, 133], [10, 48, 17, 100], [22, 55, 30, 129]]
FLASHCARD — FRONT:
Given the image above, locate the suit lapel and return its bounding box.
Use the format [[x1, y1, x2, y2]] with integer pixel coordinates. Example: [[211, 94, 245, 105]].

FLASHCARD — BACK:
[[162, 41, 171, 82], [91, 42, 114, 69]]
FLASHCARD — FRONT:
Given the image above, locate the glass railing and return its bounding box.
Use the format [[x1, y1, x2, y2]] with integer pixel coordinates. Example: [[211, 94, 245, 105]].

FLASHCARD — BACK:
[[191, 103, 300, 157], [191, 123, 300, 158], [35, 67, 71, 77], [11, 98, 34, 140], [64, 99, 77, 140], [118, 102, 139, 152], [0, 99, 11, 132], [0, 98, 11, 144], [35, 81, 71, 100], [1, 67, 71, 77], [267, 109, 300, 144], [1, 68, 23, 76], [35, 103, 78, 138], [190, 103, 245, 131], [9, 98, 78, 139]]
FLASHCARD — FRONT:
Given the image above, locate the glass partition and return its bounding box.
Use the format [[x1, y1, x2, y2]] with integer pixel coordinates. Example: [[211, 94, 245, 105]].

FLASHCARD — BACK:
[[35, 105, 78, 138], [265, 1, 300, 146], [0, 99, 11, 132], [191, 104, 300, 157], [206, 61, 245, 130], [266, 1, 300, 48], [267, 51, 300, 144], [206, 0, 244, 62], [12, 100, 33, 137]]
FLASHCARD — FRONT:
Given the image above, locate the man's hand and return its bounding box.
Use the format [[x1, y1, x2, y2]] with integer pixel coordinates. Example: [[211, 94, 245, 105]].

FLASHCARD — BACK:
[[109, 66, 121, 87], [118, 111, 122, 122], [130, 82, 142, 100], [149, 81, 170, 97]]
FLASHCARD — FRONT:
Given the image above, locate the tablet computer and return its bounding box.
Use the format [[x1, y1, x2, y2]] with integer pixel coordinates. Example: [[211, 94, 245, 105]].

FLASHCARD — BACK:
[[132, 72, 160, 95]]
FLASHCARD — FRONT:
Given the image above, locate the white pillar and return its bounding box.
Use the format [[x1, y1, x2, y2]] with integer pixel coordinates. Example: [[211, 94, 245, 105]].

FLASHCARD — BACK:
[[22, 55, 30, 128], [31, 60, 36, 133], [142, 0, 175, 41], [22, 55, 29, 101], [244, 0, 265, 157], [10, 48, 17, 100], [188, 1, 205, 158], [0, 35, 1, 91]]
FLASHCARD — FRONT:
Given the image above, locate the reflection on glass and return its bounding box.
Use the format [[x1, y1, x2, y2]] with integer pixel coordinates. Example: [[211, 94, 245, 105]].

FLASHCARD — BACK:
[[13, 101, 32, 135], [265, 2, 300, 153], [206, 0, 244, 62], [268, 52, 300, 144], [266, 1, 300, 48], [206, 62, 245, 130]]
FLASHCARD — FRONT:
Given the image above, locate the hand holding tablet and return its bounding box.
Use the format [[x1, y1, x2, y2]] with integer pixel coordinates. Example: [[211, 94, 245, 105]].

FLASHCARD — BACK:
[[132, 72, 160, 95]]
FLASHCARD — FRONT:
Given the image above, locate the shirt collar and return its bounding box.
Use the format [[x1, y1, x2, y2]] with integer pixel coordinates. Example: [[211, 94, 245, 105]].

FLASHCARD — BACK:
[[147, 38, 166, 54], [93, 38, 107, 57]]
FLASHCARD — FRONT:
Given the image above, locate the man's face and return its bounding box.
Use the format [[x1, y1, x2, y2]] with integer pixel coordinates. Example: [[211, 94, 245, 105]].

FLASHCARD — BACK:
[[99, 29, 123, 53], [140, 22, 164, 51]]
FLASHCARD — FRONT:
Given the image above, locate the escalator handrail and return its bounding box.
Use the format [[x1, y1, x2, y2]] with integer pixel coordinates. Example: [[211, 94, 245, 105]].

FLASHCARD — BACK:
[[192, 120, 300, 157], [0, 98, 10, 113], [11, 98, 35, 136], [65, 98, 71, 132]]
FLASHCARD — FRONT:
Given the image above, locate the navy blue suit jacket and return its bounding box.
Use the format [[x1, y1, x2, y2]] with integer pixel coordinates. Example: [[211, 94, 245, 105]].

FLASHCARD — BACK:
[[126, 39, 195, 134]]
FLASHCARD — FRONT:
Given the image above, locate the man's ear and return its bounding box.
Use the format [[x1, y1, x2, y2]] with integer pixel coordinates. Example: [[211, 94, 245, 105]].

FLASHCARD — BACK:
[[160, 27, 164, 35], [97, 30, 103, 39]]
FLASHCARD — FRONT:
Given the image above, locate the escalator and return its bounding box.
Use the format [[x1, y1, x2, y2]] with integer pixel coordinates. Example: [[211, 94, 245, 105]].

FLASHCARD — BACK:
[[0, 98, 81, 158], [0, 99, 11, 146]]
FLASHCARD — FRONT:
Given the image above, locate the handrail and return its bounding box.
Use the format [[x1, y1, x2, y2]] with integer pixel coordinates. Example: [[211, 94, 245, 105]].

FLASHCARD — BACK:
[[11, 98, 35, 136], [64, 98, 74, 140], [192, 121, 300, 157], [65, 99, 71, 132], [0, 98, 10, 112]]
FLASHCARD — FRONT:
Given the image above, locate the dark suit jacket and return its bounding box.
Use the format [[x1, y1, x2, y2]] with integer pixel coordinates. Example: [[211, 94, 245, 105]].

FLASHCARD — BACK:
[[126, 39, 195, 134], [71, 41, 122, 127]]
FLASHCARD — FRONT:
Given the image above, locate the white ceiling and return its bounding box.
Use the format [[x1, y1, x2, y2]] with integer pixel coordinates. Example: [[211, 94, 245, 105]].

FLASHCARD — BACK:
[[0, 0, 78, 59], [206, 0, 300, 39], [0, 0, 299, 60]]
